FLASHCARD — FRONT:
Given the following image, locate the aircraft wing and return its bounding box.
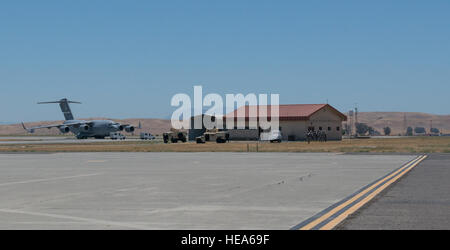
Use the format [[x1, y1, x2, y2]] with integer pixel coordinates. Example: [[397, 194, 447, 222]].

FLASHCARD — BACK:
[[21, 121, 93, 133]]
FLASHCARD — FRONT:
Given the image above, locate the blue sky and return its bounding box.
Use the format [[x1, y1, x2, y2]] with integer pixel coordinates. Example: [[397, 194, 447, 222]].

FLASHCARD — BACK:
[[1, 0, 449, 122]]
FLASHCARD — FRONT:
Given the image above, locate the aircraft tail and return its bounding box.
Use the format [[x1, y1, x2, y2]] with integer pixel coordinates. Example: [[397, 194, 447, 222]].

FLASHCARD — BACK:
[[38, 98, 81, 120]]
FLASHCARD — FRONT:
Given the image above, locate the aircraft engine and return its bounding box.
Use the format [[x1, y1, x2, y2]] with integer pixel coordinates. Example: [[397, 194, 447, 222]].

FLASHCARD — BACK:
[[118, 125, 124, 131], [125, 125, 135, 133], [59, 126, 70, 133], [81, 125, 89, 131]]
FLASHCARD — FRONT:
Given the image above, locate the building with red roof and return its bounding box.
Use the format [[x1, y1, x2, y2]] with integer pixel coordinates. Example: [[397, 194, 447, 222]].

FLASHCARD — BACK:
[[223, 104, 347, 141]]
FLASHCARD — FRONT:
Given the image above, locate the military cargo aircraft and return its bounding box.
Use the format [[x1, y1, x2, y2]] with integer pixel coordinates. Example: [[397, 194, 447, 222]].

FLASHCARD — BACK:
[[22, 98, 136, 139]]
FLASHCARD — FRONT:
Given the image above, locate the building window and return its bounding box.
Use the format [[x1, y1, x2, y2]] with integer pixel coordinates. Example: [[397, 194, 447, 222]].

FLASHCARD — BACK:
[[336, 126, 340, 131], [328, 127, 331, 131], [319, 127, 322, 131]]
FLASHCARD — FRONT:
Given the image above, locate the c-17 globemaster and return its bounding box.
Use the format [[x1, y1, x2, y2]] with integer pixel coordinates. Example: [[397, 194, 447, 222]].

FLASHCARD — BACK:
[[22, 98, 136, 139]]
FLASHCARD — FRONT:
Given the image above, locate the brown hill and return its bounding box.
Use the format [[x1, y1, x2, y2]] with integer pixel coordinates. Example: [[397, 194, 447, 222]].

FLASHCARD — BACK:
[[0, 118, 171, 136], [348, 112, 450, 135]]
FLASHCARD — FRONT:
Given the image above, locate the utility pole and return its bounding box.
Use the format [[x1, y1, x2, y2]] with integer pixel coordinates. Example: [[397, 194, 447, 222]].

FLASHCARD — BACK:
[[403, 113, 407, 136], [430, 120, 433, 134], [348, 110, 354, 137], [354, 104, 358, 135]]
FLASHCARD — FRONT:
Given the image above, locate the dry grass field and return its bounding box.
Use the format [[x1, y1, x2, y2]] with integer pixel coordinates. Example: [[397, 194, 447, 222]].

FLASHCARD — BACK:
[[0, 137, 449, 153]]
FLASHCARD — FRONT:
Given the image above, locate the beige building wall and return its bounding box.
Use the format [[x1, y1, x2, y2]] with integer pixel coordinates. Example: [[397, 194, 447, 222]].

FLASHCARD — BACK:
[[226, 105, 345, 141], [278, 120, 307, 140], [307, 107, 343, 140], [276, 107, 344, 141]]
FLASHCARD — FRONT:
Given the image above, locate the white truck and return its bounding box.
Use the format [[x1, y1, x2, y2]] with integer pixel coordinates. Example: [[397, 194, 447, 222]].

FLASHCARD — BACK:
[[140, 132, 155, 140], [110, 132, 126, 140], [260, 129, 282, 143]]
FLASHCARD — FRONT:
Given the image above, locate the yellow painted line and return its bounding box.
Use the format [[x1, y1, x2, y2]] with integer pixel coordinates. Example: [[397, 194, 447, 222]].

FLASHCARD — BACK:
[[299, 155, 425, 230], [319, 155, 427, 230]]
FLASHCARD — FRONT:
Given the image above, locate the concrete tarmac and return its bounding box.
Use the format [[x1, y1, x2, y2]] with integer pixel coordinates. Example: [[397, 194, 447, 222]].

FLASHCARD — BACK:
[[0, 152, 415, 229], [338, 154, 450, 230]]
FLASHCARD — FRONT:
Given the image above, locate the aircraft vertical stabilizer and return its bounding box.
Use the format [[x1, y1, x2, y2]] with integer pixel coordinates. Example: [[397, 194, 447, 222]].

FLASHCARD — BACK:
[[37, 98, 81, 120]]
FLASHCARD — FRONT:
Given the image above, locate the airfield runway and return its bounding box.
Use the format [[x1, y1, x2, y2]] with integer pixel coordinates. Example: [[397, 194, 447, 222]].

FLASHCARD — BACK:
[[338, 154, 450, 230], [0, 136, 143, 144], [0, 152, 416, 229]]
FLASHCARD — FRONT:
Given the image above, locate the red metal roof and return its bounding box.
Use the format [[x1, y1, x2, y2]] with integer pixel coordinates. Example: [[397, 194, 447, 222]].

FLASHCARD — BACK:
[[224, 104, 347, 121]]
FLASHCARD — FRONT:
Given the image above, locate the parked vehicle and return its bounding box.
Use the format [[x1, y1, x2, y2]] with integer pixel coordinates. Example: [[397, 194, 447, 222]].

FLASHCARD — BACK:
[[163, 130, 187, 143], [140, 132, 155, 140], [110, 132, 126, 140], [196, 129, 229, 143], [260, 129, 282, 143]]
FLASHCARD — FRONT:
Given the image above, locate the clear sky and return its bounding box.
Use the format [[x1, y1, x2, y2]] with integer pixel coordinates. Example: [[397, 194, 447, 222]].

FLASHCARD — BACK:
[[1, 0, 449, 122]]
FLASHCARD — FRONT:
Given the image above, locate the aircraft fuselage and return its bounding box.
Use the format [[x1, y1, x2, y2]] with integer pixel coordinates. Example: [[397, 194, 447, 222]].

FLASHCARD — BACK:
[[23, 99, 135, 139], [66, 120, 124, 139]]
